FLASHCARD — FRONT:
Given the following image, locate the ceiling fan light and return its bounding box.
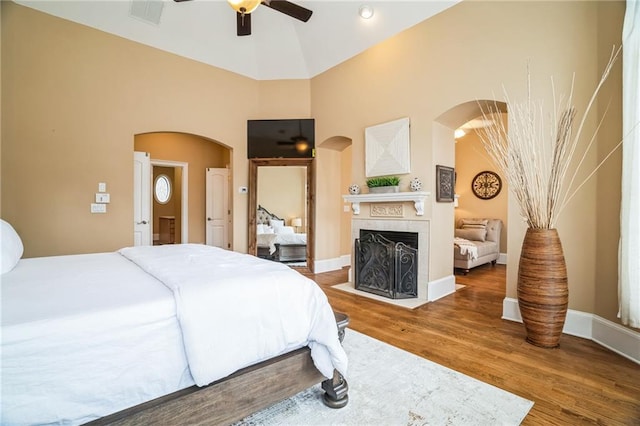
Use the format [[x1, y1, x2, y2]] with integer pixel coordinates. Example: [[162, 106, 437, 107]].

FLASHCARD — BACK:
[[227, 0, 261, 14], [358, 5, 374, 19], [295, 139, 309, 153]]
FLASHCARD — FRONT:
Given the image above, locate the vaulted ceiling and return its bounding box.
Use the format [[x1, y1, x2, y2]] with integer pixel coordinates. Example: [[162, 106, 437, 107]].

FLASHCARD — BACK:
[[15, 0, 461, 80]]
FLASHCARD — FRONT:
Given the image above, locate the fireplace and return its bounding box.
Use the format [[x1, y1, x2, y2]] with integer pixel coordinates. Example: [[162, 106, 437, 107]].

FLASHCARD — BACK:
[[354, 229, 418, 299]]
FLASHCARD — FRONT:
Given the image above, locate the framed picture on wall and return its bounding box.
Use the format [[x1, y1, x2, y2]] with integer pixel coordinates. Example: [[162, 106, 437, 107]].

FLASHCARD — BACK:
[[436, 165, 455, 202]]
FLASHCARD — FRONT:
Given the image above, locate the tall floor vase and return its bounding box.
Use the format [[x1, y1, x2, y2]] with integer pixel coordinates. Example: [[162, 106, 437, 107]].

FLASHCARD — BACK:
[[517, 228, 568, 348]]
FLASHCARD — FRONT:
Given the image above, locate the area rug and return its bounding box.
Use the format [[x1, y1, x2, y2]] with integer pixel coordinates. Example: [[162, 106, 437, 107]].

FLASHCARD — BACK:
[[236, 330, 533, 425]]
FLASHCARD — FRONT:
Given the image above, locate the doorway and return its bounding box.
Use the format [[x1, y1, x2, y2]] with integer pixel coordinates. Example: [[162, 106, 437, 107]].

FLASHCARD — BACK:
[[151, 162, 188, 244]]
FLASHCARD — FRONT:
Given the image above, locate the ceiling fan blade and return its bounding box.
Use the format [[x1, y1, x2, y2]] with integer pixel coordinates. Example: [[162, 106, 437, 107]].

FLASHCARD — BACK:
[[237, 12, 252, 36], [262, 0, 312, 22], [173, 0, 192, 2]]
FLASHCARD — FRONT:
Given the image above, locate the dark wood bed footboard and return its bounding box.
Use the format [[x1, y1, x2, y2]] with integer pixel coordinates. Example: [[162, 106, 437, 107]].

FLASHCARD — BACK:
[[89, 348, 323, 425], [87, 313, 350, 425]]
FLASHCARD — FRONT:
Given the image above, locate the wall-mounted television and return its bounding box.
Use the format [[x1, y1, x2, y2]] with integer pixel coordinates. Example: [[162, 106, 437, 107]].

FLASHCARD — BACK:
[[247, 119, 315, 159]]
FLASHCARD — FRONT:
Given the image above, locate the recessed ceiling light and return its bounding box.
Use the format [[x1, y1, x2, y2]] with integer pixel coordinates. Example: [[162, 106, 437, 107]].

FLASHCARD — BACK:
[[454, 129, 466, 139], [359, 5, 374, 19]]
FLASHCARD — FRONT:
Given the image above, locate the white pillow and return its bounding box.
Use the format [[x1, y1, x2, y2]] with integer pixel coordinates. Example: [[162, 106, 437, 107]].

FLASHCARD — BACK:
[[269, 219, 285, 232], [279, 226, 295, 235], [262, 227, 275, 234], [257, 224, 266, 234], [1, 219, 24, 274]]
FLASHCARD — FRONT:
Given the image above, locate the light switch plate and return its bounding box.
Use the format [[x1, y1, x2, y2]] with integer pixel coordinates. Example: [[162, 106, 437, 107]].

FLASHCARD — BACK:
[[98, 182, 107, 193], [95, 193, 110, 203]]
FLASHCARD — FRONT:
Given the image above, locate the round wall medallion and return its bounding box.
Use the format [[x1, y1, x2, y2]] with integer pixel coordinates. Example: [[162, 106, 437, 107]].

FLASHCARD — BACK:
[[471, 170, 502, 200], [348, 184, 361, 195]]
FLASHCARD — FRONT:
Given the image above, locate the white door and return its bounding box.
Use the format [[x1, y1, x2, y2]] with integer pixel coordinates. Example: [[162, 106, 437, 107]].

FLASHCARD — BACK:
[[205, 168, 229, 249], [133, 151, 152, 246]]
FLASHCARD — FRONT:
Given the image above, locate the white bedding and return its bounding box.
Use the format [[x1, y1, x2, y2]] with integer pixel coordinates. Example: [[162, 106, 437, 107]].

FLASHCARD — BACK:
[[1, 245, 347, 425], [1, 253, 192, 425], [257, 232, 307, 254], [119, 244, 346, 386]]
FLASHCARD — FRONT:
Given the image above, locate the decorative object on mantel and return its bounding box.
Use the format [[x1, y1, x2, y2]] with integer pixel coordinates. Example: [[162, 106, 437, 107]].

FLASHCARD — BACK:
[[477, 46, 621, 348], [435, 165, 455, 202], [409, 177, 422, 192], [348, 184, 361, 195], [366, 176, 400, 194]]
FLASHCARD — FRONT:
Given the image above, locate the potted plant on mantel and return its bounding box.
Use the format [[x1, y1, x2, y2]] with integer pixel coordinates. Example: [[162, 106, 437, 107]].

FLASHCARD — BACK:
[[366, 176, 401, 194], [476, 47, 621, 348]]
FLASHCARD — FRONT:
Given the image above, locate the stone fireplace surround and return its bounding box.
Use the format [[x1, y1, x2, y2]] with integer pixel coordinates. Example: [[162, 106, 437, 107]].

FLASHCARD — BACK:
[[350, 218, 430, 301]]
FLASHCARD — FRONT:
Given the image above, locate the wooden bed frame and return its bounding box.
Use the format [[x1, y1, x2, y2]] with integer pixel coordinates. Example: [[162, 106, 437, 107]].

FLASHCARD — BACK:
[[87, 316, 349, 425]]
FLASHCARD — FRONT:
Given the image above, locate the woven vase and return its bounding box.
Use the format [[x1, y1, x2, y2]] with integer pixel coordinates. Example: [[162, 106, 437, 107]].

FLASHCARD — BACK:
[[517, 228, 568, 348]]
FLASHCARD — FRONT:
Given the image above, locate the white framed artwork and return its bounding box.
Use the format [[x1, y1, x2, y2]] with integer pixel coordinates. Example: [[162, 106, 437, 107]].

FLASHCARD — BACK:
[[365, 117, 411, 177]]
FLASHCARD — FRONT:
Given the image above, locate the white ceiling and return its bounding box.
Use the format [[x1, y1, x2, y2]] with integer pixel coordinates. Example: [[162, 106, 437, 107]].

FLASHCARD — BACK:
[[16, 0, 461, 80]]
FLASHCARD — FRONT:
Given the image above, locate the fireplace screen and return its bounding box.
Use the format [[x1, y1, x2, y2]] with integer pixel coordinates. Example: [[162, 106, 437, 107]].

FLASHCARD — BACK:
[[354, 230, 418, 299]]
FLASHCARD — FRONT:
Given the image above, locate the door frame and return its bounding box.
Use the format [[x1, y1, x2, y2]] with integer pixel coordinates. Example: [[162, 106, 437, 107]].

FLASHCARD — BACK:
[[151, 159, 189, 244]]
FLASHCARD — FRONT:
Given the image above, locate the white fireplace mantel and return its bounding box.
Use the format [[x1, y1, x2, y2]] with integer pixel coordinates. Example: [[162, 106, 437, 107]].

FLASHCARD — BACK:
[[342, 191, 430, 216]]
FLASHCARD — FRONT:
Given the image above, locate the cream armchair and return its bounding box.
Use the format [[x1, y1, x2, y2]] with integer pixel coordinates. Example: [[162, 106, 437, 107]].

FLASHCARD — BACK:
[[454, 218, 502, 275]]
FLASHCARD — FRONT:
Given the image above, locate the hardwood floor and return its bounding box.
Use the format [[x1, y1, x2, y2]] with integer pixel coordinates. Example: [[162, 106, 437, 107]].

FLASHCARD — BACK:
[[303, 264, 640, 425]]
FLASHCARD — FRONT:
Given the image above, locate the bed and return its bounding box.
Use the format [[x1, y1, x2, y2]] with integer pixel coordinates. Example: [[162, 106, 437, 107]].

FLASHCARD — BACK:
[[0, 219, 348, 425], [256, 205, 307, 263]]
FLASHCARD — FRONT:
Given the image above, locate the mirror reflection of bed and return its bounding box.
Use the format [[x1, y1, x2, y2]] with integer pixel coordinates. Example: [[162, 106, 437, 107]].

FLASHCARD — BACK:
[[256, 163, 307, 266], [256, 205, 307, 266], [249, 158, 315, 271]]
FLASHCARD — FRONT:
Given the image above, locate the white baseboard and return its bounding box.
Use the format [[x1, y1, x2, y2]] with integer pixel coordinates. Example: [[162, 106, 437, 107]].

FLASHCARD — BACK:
[[503, 297, 639, 365], [428, 274, 456, 302], [313, 257, 346, 274], [497, 253, 507, 265]]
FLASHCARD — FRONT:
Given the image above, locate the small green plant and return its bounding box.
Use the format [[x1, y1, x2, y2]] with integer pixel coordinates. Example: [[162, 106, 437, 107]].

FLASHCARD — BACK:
[[366, 176, 400, 188]]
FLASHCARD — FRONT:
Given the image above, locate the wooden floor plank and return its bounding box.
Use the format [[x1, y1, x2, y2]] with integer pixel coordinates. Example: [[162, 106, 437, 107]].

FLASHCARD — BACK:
[[303, 264, 640, 425]]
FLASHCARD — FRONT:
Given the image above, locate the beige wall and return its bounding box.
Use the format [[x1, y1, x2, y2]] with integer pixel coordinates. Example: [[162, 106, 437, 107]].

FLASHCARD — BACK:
[[455, 129, 508, 252], [0, 1, 627, 327], [0, 2, 310, 257], [310, 1, 624, 321]]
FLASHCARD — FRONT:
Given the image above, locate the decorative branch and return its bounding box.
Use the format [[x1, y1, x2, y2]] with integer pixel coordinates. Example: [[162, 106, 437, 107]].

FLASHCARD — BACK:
[[476, 46, 622, 229]]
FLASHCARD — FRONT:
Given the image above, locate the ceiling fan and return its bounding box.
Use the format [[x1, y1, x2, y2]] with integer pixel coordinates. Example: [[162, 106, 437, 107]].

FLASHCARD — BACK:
[[173, 0, 313, 37]]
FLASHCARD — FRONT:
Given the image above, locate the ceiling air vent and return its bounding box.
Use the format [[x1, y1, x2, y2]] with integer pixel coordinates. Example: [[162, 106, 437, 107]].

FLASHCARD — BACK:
[[129, 0, 164, 26]]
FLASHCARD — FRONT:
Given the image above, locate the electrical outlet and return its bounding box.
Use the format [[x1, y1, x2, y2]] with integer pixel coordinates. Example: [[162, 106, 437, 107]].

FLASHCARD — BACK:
[[91, 203, 107, 213], [98, 182, 107, 193], [238, 186, 248, 194]]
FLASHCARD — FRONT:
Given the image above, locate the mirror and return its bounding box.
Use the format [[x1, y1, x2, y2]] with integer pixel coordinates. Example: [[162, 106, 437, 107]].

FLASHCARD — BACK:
[[249, 158, 315, 273]]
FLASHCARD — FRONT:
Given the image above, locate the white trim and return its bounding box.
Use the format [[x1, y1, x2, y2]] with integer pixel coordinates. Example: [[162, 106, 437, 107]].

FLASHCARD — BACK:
[[151, 160, 188, 243], [502, 297, 522, 322], [497, 253, 507, 265], [593, 316, 640, 365], [314, 257, 346, 274], [340, 254, 351, 267], [428, 274, 456, 301], [503, 297, 640, 365]]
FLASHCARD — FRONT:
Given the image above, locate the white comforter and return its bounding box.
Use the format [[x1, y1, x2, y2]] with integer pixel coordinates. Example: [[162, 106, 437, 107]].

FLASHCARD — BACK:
[[119, 244, 347, 386]]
